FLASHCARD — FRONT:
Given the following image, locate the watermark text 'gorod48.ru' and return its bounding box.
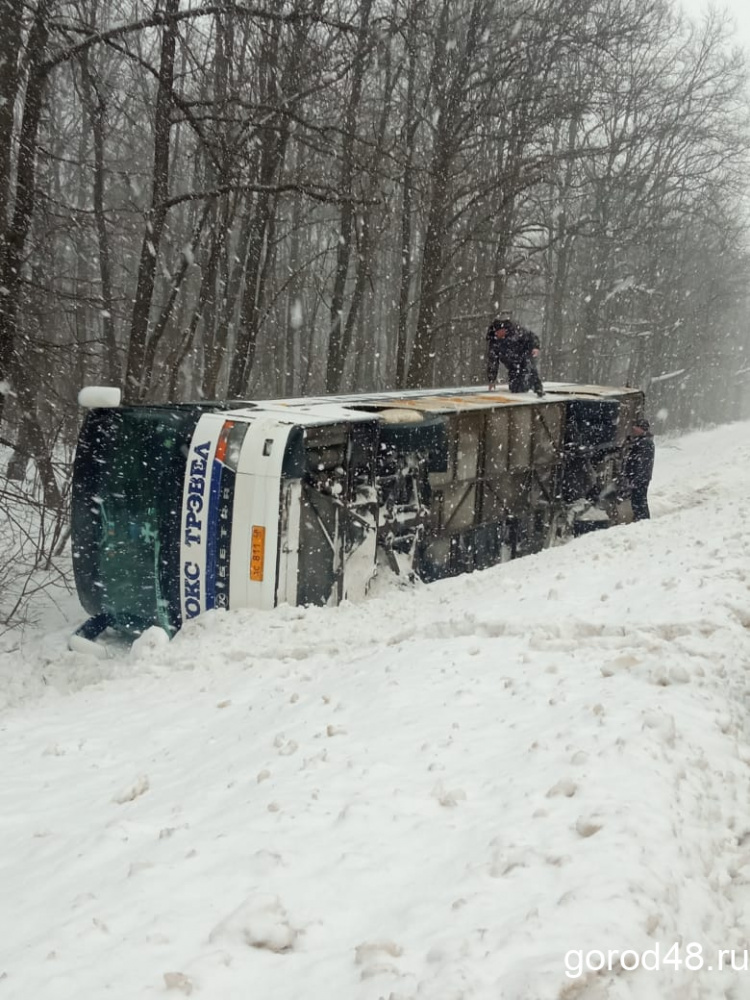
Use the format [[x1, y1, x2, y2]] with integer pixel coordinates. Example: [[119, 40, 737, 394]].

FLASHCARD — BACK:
[[565, 943, 750, 978]]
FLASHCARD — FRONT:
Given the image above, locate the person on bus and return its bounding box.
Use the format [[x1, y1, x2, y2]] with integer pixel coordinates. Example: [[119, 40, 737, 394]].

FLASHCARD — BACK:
[[486, 315, 544, 395], [621, 417, 654, 520]]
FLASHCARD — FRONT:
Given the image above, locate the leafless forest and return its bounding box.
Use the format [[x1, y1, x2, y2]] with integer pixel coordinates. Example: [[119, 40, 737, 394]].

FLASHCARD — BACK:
[[1, 0, 749, 626]]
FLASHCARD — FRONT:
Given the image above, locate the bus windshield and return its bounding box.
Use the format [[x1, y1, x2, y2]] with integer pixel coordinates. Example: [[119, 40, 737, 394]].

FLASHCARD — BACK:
[[72, 405, 205, 634]]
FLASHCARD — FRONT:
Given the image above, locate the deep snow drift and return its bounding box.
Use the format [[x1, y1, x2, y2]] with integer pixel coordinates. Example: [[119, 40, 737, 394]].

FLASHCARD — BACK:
[[3, 422, 750, 999]]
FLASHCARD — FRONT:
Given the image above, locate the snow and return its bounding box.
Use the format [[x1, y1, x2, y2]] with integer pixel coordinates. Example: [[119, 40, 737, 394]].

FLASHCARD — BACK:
[[650, 369, 687, 384], [3, 422, 750, 998], [77, 385, 122, 409], [379, 407, 425, 424]]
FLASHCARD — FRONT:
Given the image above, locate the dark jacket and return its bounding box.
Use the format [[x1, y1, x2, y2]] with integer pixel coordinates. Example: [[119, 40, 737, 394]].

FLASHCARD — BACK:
[[486, 319, 540, 369], [623, 433, 655, 491]]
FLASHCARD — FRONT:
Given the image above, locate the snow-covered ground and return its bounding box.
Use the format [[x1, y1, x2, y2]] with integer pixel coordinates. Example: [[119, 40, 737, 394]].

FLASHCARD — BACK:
[[3, 422, 750, 999]]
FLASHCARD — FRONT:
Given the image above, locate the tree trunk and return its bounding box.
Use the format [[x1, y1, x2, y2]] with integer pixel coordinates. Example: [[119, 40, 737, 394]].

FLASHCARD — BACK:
[[395, 0, 422, 389], [79, 49, 118, 384], [324, 0, 374, 393], [124, 0, 180, 399], [0, 0, 21, 229], [0, 2, 50, 429]]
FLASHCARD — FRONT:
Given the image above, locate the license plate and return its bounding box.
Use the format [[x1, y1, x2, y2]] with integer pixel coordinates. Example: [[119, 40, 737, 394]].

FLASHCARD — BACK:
[[250, 526, 266, 581]]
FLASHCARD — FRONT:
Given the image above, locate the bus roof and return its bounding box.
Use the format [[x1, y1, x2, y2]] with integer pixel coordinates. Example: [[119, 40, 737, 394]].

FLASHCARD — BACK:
[[220, 383, 639, 422]]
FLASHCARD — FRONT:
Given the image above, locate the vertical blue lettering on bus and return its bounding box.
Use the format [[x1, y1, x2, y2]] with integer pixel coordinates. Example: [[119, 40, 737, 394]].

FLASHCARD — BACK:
[[204, 458, 223, 610], [184, 560, 202, 619], [183, 440, 211, 619], [184, 441, 211, 548]]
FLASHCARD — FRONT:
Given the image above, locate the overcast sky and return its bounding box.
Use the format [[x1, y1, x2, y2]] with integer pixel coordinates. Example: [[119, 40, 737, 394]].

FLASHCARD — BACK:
[[680, 0, 750, 52]]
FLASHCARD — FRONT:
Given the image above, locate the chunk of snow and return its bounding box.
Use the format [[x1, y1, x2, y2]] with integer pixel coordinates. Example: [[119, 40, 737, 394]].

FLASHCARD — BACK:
[[68, 635, 108, 660], [163, 972, 194, 995], [113, 774, 150, 804], [208, 894, 299, 953], [77, 385, 121, 408], [379, 408, 424, 424], [131, 626, 170, 660]]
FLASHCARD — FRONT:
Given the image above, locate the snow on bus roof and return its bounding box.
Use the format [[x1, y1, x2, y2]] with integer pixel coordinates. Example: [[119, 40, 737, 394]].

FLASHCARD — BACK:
[[220, 402, 379, 426], [224, 383, 638, 421]]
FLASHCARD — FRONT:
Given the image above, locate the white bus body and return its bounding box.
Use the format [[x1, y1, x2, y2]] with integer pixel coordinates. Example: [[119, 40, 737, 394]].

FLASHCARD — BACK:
[[71, 384, 644, 640]]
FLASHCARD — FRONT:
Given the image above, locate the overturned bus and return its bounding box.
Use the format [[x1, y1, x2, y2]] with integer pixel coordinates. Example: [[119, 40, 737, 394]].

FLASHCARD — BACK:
[[70, 383, 644, 641]]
